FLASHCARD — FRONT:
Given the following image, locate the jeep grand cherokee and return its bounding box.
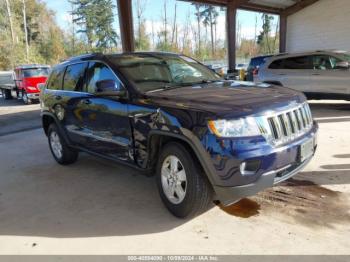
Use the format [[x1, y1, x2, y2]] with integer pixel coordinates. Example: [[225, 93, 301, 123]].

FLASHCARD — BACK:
[[41, 52, 318, 218]]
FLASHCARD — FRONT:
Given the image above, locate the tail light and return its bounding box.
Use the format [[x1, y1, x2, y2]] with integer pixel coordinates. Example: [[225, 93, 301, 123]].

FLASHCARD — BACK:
[[253, 67, 259, 76]]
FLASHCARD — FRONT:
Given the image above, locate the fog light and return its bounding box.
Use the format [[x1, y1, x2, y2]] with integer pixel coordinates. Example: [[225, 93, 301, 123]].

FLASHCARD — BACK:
[[240, 160, 261, 175]]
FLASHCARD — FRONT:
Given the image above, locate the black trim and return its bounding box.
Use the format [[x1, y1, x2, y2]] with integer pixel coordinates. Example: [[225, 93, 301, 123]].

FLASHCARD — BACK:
[[147, 130, 220, 186], [73, 146, 152, 174], [305, 92, 350, 101], [41, 112, 71, 144], [263, 81, 283, 86]]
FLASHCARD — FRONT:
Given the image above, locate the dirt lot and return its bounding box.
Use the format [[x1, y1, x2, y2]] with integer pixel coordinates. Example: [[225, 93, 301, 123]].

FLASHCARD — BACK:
[[0, 99, 349, 255]]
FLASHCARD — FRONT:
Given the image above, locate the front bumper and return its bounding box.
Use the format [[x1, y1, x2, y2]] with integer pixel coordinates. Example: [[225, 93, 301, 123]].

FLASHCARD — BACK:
[[27, 93, 40, 100], [213, 155, 314, 206], [204, 122, 318, 205]]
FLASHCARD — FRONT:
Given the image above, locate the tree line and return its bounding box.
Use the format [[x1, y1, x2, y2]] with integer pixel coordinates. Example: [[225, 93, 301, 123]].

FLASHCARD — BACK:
[[0, 0, 279, 71]]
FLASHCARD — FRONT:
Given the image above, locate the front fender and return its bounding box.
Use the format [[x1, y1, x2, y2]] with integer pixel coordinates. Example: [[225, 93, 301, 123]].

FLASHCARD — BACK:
[[147, 129, 221, 187]]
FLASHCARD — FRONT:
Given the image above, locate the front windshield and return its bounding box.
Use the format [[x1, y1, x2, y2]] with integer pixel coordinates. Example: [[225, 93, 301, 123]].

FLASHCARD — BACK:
[[110, 54, 222, 92], [22, 68, 50, 78]]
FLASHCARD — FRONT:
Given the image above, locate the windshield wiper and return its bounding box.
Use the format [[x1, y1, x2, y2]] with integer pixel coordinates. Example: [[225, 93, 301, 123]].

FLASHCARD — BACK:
[[146, 84, 184, 93], [135, 79, 171, 83], [146, 79, 222, 93], [178, 79, 222, 86]]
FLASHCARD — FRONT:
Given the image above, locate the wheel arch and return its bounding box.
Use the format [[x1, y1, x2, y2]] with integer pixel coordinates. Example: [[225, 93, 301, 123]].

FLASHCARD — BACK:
[[41, 112, 71, 145], [146, 130, 218, 186]]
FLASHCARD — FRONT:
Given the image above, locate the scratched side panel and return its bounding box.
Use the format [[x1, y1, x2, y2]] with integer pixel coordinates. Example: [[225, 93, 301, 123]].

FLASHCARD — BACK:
[[128, 98, 211, 169]]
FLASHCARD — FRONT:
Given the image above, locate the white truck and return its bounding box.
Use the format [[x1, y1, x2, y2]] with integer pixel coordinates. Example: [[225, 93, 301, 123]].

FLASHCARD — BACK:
[[0, 71, 16, 100]]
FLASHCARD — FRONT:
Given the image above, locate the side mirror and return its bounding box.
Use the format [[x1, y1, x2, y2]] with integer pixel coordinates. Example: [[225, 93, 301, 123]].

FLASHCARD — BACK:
[[95, 79, 124, 96], [336, 61, 349, 69], [38, 83, 46, 92]]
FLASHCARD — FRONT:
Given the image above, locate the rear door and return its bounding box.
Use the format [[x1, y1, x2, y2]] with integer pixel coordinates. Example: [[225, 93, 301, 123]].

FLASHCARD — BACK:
[[59, 62, 90, 146], [311, 55, 350, 95], [67, 61, 133, 161], [265, 56, 313, 92], [41, 65, 66, 115]]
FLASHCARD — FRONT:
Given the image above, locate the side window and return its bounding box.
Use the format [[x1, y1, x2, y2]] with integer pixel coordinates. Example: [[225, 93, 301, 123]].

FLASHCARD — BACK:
[[313, 55, 341, 70], [282, 56, 313, 70], [63, 63, 87, 91], [47, 67, 65, 90], [269, 59, 283, 69], [86, 62, 122, 93]]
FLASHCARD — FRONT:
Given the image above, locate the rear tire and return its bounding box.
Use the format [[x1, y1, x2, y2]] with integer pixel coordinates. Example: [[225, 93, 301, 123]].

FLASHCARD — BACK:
[[2, 89, 13, 100], [48, 123, 78, 165], [156, 142, 213, 218]]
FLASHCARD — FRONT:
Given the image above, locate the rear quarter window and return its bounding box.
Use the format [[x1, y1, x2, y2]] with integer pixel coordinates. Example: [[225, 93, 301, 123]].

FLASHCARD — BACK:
[[270, 56, 313, 70], [47, 67, 65, 90], [269, 59, 283, 69]]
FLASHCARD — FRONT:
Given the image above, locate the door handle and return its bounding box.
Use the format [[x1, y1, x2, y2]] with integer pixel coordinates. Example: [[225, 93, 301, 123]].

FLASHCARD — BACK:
[[312, 73, 320, 76], [55, 95, 62, 100], [83, 99, 91, 105], [278, 74, 286, 76]]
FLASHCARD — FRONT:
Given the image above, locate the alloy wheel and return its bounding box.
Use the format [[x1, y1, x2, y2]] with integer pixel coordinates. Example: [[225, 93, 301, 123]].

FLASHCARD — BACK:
[[50, 131, 63, 159], [161, 155, 187, 204]]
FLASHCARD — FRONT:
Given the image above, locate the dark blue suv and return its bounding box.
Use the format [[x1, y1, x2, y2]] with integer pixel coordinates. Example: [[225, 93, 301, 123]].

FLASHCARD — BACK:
[[41, 52, 318, 218]]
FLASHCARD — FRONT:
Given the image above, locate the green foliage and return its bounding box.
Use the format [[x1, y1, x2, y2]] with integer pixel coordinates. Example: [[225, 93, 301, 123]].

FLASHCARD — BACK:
[[70, 0, 118, 51], [0, 0, 67, 70], [257, 13, 277, 54], [135, 22, 150, 50]]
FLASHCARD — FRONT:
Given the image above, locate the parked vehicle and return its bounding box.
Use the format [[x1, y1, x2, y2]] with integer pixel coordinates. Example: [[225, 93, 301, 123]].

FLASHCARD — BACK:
[[206, 63, 227, 77], [257, 50, 350, 100], [0, 71, 15, 99], [235, 63, 248, 71], [0, 64, 50, 104], [246, 55, 273, 81], [41, 52, 318, 218]]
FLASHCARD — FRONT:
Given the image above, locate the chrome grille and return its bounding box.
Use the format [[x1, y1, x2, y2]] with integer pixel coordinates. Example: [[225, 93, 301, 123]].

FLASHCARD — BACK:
[[263, 103, 313, 145]]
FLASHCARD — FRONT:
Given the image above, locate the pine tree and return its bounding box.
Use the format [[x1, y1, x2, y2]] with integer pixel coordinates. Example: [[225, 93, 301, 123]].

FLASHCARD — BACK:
[[69, 0, 118, 51], [257, 13, 274, 54]]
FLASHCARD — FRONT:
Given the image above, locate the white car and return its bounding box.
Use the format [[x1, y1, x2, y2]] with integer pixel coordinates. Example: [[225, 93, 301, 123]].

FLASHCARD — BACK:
[[256, 50, 350, 100]]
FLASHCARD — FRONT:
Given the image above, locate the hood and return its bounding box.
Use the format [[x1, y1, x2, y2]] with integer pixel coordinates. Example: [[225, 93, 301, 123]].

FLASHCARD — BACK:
[[145, 81, 306, 119]]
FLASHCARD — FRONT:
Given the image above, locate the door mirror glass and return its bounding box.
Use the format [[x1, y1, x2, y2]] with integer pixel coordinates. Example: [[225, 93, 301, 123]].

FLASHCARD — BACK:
[[335, 61, 349, 69], [95, 79, 123, 95]]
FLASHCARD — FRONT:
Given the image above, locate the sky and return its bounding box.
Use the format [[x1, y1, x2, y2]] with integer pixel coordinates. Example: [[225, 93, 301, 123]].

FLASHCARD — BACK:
[[44, 0, 279, 41]]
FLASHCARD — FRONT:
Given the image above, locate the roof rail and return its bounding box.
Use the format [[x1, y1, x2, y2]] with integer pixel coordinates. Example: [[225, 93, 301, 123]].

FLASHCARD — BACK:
[[64, 52, 103, 62], [275, 52, 289, 56]]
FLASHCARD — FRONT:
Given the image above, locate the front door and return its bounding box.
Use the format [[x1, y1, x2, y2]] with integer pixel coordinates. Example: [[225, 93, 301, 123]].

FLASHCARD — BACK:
[[68, 61, 133, 162], [311, 55, 350, 95], [276, 56, 314, 93]]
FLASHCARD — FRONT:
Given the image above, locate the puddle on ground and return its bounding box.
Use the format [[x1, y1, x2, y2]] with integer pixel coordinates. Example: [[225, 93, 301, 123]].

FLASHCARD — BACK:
[[215, 198, 260, 218], [217, 178, 350, 227]]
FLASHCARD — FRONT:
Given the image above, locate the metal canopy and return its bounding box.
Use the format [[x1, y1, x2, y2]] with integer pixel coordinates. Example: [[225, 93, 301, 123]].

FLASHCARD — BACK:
[[117, 0, 320, 71], [181, 0, 320, 15]]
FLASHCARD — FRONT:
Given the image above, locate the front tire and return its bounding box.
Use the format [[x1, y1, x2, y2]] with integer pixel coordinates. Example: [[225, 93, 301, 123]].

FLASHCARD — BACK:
[[156, 142, 213, 218], [22, 91, 31, 105], [48, 124, 78, 165]]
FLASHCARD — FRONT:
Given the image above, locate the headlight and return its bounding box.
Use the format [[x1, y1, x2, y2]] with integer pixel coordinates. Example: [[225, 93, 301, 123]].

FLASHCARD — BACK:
[[208, 117, 261, 138], [27, 86, 37, 91]]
